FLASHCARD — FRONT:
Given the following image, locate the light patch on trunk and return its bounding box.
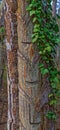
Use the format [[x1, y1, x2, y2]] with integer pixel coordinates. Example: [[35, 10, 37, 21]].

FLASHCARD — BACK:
[[11, 21, 14, 36], [6, 40, 12, 51]]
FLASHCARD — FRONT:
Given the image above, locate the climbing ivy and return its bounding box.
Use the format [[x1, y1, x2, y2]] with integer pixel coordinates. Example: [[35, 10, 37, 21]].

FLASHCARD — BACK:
[[27, 0, 60, 120], [0, 27, 5, 40], [0, 27, 5, 34]]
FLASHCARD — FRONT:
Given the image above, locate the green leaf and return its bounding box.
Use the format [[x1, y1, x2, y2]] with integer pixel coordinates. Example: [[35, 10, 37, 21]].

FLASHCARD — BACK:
[[52, 88, 57, 93], [46, 112, 57, 120], [51, 83, 56, 89], [32, 35, 38, 43], [53, 77, 59, 83], [39, 51, 43, 54], [41, 68, 49, 75], [33, 17, 37, 23], [49, 99, 57, 105], [54, 24, 59, 32], [49, 93, 53, 98], [56, 38, 60, 43], [56, 90, 60, 97], [34, 24, 40, 29], [52, 114, 57, 120], [39, 63, 44, 68], [45, 46, 52, 52], [30, 10, 35, 16], [0, 27, 5, 33]]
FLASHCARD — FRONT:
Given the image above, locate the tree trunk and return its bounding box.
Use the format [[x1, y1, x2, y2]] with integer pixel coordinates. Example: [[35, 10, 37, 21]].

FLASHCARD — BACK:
[[52, 0, 57, 17], [4, 0, 56, 129], [17, 0, 54, 130], [5, 0, 19, 130]]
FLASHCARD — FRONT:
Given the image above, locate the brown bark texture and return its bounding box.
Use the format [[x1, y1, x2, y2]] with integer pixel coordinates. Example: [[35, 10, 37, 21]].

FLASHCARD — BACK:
[[4, 0, 60, 130], [17, 0, 54, 130], [5, 0, 19, 130]]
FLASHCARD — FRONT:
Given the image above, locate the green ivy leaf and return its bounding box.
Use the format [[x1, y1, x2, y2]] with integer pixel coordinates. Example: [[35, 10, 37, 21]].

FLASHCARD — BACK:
[[46, 112, 57, 120], [56, 38, 60, 43], [0, 27, 5, 34], [39, 63, 44, 68], [41, 68, 49, 75], [26, 0, 60, 121], [49, 99, 57, 105], [54, 24, 59, 32], [32, 35, 38, 43], [33, 17, 37, 23], [45, 46, 52, 52], [56, 90, 60, 97], [51, 83, 56, 89], [30, 10, 35, 16], [49, 93, 53, 98], [53, 77, 59, 83]]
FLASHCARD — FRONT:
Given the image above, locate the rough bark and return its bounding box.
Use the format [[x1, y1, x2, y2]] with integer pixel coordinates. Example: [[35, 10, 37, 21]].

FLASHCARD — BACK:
[[4, 0, 60, 130], [17, 0, 53, 130], [17, 1, 41, 129], [5, 0, 19, 130]]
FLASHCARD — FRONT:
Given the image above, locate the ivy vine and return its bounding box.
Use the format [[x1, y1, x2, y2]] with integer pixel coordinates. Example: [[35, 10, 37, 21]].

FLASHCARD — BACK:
[[0, 27, 5, 40], [0, 27, 5, 34], [27, 0, 60, 120]]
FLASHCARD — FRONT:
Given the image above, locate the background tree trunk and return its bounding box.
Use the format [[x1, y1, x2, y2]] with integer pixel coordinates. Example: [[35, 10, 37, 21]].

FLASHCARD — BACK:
[[0, 0, 5, 89], [52, 1, 60, 130], [52, 0, 57, 16]]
